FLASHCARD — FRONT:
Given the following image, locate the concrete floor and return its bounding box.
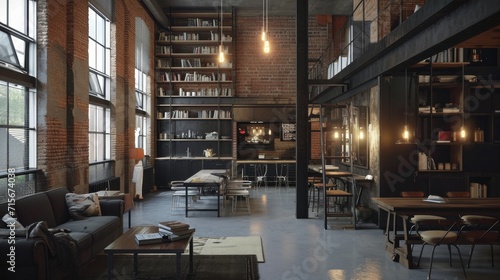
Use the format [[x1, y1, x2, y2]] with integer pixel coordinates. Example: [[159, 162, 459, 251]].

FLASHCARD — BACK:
[[127, 187, 500, 280]]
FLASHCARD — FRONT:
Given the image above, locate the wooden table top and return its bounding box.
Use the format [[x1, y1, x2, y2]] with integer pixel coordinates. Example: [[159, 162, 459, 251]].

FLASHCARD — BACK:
[[183, 169, 227, 185], [372, 197, 500, 217], [104, 226, 192, 253]]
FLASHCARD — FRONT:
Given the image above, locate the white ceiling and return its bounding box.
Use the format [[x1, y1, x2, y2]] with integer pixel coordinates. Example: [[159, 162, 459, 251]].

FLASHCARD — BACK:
[[150, 0, 353, 16]]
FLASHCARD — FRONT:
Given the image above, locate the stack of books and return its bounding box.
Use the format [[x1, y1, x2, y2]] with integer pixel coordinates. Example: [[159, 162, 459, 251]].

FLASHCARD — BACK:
[[158, 221, 195, 242], [134, 232, 167, 245]]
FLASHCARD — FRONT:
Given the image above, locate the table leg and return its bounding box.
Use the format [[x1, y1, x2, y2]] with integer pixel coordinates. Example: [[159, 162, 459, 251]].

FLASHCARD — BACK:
[[176, 252, 182, 280], [107, 253, 114, 280], [189, 236, 194, 274], [185, 186, 189, 217], [128, 211, 131, 228], [134, 253, 138, 275]]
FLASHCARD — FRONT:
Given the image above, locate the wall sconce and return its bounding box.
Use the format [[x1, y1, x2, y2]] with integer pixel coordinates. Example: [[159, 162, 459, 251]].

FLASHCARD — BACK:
[[359, 127, 364, 140]]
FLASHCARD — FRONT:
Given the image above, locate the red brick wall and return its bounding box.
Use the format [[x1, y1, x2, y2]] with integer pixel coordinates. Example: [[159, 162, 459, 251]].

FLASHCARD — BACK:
[[236, 16, 329, 100], [37, 0, 154, 193]]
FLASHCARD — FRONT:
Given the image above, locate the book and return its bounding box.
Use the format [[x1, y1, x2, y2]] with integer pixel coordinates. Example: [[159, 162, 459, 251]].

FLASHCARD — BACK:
[[134, 232, 166, 245], [158, 221, 190, 232], [161, 228, 196, 242], [423, 195, 446, 203], [159, 227, 195, 236]]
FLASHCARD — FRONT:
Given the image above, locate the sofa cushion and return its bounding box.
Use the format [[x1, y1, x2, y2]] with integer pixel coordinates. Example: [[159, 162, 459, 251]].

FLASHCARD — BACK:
[[58, 216, 120, 244], [65, 193, 102, 220], [45, 187, 71, 225], [66, 231, 93, 251], [2, 213, 25, 229], [15, 192, 57, 228]]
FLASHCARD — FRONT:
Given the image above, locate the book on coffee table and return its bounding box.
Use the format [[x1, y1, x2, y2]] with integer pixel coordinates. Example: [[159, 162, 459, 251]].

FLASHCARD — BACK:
[[135, 232, 166, 245], [162, 228, 196, 242], [158, 221, 190, 232]]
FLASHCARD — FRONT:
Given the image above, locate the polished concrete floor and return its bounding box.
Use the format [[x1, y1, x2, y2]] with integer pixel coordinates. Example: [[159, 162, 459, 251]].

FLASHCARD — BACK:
[[127, 186, 500, 280]]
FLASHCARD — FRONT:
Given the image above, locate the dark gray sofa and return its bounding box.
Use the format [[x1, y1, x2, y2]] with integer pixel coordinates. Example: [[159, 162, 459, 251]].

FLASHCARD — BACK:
[[0, 187, 123, 279]]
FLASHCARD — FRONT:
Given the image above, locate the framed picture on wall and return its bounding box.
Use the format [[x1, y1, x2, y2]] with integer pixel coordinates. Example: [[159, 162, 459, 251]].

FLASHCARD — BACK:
[[281, 123, 296, 141]]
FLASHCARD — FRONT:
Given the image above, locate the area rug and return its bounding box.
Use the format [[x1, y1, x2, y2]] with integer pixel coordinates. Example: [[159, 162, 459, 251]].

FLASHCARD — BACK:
[[79, 254, 259, 280], [191, 236, 265, 263]]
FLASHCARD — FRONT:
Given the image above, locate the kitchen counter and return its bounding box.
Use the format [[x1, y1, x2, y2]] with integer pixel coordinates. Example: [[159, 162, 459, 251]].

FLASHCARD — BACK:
[[236, 159, 296, 164]]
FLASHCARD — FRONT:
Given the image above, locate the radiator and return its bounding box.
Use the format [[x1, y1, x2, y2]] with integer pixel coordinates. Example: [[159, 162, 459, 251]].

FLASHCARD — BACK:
[[89, 177, 120, 193]]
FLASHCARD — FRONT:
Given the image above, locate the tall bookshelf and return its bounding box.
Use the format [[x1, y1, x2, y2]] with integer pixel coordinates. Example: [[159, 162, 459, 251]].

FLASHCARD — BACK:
[[155, 7, 236, 186]]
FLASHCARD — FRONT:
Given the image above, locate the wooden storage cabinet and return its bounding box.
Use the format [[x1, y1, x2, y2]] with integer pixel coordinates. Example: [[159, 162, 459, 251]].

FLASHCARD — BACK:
[[154, 7, 235, 187]]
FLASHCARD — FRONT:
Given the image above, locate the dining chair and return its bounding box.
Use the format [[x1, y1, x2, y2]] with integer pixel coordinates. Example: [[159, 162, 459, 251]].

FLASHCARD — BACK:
[[225, 179, 252, 213], [416, 218, 467, 279], [459, 215, 500, 268], [275, 163, 289, 189], [255, 164, 268, 189], [400, 191, 446, 236]]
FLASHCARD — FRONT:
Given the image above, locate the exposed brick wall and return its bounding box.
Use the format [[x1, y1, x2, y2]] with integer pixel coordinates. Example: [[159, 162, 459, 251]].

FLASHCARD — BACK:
[[236, 16, 329, 100], [37, 0, 155, 193]]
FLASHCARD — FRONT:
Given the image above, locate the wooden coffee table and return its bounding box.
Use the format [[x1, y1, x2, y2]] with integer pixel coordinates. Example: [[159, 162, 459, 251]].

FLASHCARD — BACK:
[[104, 226, 193, 280]]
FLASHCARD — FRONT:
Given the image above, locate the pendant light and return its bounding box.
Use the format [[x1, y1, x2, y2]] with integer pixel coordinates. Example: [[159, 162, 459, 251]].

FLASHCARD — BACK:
[[263, 0, 270, 54], [402, 69, 410, 142], [261, 0, 266, 41], [218, 0, 225, 63]]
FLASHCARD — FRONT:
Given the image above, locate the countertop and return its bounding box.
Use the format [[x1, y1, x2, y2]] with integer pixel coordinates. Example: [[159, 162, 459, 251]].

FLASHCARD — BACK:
[[236, 159, 296, 164]]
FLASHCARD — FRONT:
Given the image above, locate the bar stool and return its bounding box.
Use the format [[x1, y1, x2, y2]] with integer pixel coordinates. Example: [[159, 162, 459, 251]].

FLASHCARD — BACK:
[[275, 163, 289, 189], [255, 164, 268, 189], [309, 177, 335, 216]]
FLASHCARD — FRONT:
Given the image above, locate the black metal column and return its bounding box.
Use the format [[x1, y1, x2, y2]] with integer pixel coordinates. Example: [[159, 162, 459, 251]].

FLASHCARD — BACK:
[[296, 0, 308, 218]]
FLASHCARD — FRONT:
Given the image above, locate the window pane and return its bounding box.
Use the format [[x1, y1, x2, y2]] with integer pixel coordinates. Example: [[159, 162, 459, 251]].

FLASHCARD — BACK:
[[88, 105, 96, 131], [89, 133, 96, 161], [96, 46, 104, 72], [8, 128, 24, 168], [89, 8, 96, 39], [11, 36, 26, 68], [88, 40, 96, 69], [105, 48, 110, 75], [0, 128, 6, 170], [28, 0, 35, 38], [105, 108, 110, 133], [96, 106, 103, 132], [8, 0, 26, 33], [96, 15, 104, 44], [97, 133, 104, 160], [89, 72, 101, 95], [0, 31, 20, 67], [0, 0, 6, 25], [8, 84, 25, 126], [28, 129, 35, 168], [0, 81, 6, 125], [105, 134, 110, 159]]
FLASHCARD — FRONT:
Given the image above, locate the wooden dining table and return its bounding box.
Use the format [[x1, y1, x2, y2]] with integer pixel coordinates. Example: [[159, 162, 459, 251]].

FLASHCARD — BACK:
[[183, 169, 227, 217], [371, 197, 500, 269]]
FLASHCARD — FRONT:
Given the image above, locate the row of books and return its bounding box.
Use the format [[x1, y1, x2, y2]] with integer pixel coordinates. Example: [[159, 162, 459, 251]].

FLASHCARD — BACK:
[[135, 221, 195, 245], [164, 109, 231, 119], [158, 87, 232, 97], [158, 72, 231, 82], [470, 183, 488, 198]]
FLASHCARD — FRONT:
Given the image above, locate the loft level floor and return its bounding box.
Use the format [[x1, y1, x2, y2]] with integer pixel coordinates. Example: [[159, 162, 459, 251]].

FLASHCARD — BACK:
[[127, 187, 500, 280]]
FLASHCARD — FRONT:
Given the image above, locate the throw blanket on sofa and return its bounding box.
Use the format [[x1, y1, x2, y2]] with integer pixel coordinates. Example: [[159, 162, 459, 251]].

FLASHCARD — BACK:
[[26, 221, 80, 277]]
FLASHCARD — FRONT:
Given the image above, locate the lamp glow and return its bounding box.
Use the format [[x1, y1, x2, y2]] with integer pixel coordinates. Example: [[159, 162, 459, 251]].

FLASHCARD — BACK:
[[359, 128, 364, 140], [261, 29, 266, 41], [334, 131, 339, 139], [461, 126, 466, 138], [219, 45, 225, 63], [403, 125, 409, 141], [263, 40, 270, 53]]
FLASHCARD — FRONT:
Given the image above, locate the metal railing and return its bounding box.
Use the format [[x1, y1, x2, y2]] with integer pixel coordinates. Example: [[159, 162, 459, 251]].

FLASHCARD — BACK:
[[309, 0, 426, 84]]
